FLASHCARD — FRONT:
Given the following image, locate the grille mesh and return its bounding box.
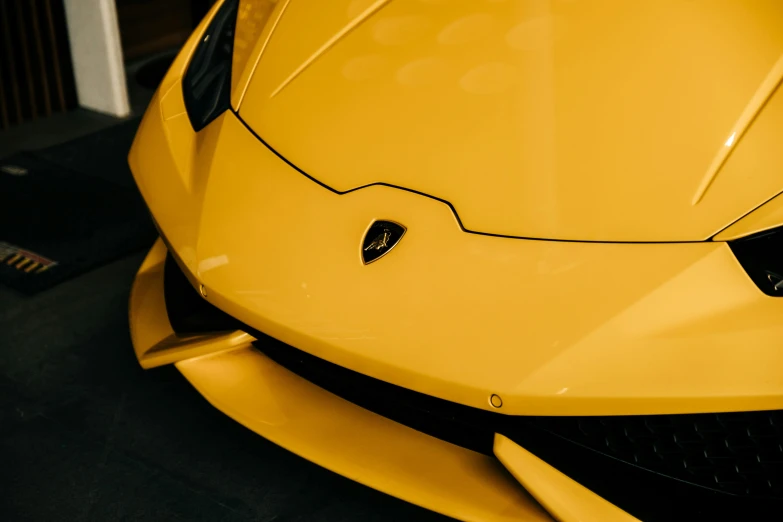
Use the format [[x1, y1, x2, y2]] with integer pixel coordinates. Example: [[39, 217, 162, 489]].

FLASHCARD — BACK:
[[530, 411, 783, 498]]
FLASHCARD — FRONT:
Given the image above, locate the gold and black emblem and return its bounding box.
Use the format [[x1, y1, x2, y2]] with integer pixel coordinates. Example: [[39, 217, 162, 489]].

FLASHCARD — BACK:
[[362, 220, 406, 264]]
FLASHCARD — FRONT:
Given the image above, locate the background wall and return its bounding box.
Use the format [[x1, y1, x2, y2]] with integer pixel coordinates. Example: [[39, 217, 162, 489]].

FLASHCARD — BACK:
[[0, 0, 219, 129], [63, 0, 130, 117], [0, 0, 78, 130]]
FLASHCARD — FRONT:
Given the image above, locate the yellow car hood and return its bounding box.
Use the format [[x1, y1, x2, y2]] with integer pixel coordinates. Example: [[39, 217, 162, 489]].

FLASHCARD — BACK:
[[236, 0, 783, 242]]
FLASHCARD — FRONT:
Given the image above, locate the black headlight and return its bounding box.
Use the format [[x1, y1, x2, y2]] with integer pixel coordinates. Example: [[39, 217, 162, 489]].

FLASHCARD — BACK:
[[183, 0, 239, 131], [729, 226, 783, 296]]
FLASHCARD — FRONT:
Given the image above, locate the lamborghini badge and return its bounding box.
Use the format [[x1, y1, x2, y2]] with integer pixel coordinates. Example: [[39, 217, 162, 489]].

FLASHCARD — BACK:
[[362, 220, 406, 264]]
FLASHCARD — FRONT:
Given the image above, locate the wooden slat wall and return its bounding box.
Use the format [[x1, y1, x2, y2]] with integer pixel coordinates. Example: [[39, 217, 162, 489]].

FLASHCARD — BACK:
[[0, 0, 77, 131]]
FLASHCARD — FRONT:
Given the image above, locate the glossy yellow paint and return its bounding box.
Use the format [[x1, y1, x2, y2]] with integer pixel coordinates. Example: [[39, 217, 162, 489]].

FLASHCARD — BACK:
[[180, 347, 554, 522], [714, 191, 783, 241], [128, 2, 783, 519], [130, 83, 783, 415], [230, 0, 289, 107], [238, 0, 783, 242], [129, 238, 177, 358], [494, 435, 639, 522], [129, 239, 553, 522], [129, 238, 253, 368], [692, 53, 783, 205]]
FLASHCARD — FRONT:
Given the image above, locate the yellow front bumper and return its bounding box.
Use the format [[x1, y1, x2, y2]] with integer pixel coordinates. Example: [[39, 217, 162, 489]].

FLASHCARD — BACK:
[[130, 238, 639, 522]]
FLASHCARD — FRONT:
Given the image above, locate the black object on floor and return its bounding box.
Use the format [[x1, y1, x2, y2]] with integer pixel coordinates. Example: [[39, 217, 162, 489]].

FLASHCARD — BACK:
[[33, 117, 144, 188], [0, 121, 156, 294]]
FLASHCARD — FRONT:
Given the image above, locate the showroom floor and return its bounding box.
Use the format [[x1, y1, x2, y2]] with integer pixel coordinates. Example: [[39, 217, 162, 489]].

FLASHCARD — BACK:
[[0, 55, 450, 522]]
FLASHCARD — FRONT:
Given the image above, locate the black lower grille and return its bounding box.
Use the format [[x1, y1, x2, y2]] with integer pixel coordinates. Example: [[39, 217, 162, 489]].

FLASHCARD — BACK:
[[163, 253, 243, 334], [160, 249, 783, 520], [252, 334, 498, 455], [250, 331, 783, 520], [529, 413, 783, 498]]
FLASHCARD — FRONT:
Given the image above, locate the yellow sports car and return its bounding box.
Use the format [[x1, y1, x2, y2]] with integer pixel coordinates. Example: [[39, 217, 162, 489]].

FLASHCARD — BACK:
[[128, 1, 783, 520]]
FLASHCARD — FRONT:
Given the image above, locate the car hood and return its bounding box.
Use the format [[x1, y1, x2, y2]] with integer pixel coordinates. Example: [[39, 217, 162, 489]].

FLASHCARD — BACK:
[[236, 0, 783, 242]]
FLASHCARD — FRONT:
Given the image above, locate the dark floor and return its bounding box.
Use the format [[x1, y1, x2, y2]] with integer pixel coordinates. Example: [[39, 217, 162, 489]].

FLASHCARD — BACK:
[[0, 54, 451, 522]]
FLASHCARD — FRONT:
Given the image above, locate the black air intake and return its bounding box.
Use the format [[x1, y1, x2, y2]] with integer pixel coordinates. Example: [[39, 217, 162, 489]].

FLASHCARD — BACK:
[[729, 226, 783, 296], [163, 253, 243, 334]]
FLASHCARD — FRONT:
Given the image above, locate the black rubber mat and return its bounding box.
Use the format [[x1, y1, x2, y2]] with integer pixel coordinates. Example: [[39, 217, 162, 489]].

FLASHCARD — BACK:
[[0, 120, 156, 294], [33, 117, 143, 188]]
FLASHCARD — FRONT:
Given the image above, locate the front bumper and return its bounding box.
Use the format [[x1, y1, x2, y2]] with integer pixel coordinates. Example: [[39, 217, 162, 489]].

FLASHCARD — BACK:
[[132, 238, 783, 521], [131, 238, 633, 522]]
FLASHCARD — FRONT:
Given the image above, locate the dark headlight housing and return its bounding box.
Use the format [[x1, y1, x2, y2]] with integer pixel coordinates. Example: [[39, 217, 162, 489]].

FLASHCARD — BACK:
[[182, 0, 239, 132], [728, 226, 783, 296]]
